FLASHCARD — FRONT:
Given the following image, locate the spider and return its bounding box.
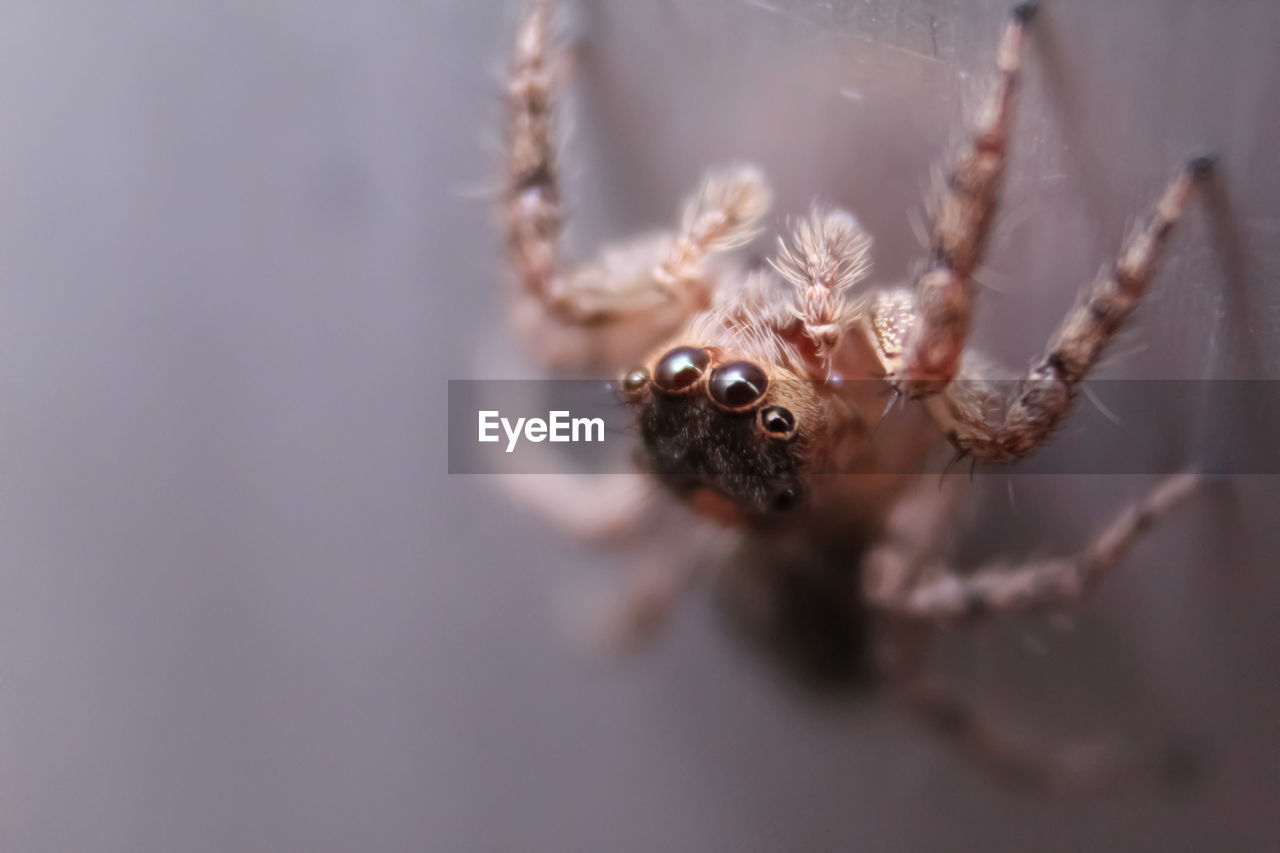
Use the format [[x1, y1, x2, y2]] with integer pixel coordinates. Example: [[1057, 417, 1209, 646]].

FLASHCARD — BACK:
[[495, 0, 1215, 787]]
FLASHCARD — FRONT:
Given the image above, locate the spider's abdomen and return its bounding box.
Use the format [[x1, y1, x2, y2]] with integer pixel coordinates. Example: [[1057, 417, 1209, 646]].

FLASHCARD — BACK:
[[718, 534, 878, 691]]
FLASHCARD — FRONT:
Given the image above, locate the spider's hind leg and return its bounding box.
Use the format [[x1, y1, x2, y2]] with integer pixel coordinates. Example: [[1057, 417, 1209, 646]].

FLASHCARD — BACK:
[[899, 676, 1195, 791]]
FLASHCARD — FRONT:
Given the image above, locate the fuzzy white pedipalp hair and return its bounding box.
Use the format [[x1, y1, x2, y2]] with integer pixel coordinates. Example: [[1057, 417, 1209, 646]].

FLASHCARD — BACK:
[[658, 166, 773, 291], [679, 166, 772, 253], [687, 269, 804, 374], [771, 209, 874, 359]]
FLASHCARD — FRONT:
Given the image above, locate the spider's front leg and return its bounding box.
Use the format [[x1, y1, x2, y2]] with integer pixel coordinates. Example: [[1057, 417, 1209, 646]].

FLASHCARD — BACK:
[[928, 159, 1212, 462], [505, 0, 768, 369], [889, 2, 1038, 399], [873, 0, 1213, 463]]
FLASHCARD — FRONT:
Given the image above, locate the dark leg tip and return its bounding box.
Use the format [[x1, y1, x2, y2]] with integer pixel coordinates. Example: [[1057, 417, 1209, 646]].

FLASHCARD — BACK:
[[1187, 153, 1217, 179], [1013, 1, 1040, 23]]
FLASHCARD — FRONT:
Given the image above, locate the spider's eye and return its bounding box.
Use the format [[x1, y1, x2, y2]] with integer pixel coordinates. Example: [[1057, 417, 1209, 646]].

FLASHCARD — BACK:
[[653, 347, 709, 393], [708, 361, 768, 410], [622, 367, 649, 393], [771, 486, 801, 512], [759, 405, 796, 438]]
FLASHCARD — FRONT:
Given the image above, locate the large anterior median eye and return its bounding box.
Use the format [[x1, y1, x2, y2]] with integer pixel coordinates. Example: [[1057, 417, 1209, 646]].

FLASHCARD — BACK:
[[653, 347, 709, 393], [708, 361, 768, 410]]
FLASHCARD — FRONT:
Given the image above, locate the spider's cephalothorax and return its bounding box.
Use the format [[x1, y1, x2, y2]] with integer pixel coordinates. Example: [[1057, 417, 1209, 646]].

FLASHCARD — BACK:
[[623, 346, 818, 520], [495, 0, 1218, 787]]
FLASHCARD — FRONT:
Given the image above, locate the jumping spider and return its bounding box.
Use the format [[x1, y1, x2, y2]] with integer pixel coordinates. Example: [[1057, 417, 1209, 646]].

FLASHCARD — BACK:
[[497, 0, 1214, 786]]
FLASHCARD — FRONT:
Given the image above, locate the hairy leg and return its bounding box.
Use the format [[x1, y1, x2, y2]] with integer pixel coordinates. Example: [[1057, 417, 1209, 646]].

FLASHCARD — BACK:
[[864, 474, 1203, 789], [568, 555, 698, 654], [893, 2, 1037, 398], [864, 472, 1200, 621], [896, 676, 1187, 791], [871, 612, 1155, 790], [505, 0, 767, 331], [928, 159, 1213, 462], [505, 0, 562, 310], [563, 521, 736, 655], [492, 472, 660, 542]]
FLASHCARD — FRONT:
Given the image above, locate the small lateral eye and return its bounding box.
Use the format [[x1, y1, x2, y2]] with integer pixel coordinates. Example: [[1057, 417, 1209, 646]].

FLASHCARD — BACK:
[[759, 405, 796, 438], [622, 367, 649, 393], [771, 486, 801, 512], [653, 347, 709, 393], [708, 361, 768, 410]]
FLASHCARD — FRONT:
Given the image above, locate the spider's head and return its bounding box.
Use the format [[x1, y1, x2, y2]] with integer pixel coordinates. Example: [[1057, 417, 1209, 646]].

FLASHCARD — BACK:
[[620, 344, 825, 524]]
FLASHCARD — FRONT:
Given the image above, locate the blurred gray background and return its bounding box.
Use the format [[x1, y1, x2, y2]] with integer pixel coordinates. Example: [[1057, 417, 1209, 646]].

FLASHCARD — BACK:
[[1, 0, 1278, 850]]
